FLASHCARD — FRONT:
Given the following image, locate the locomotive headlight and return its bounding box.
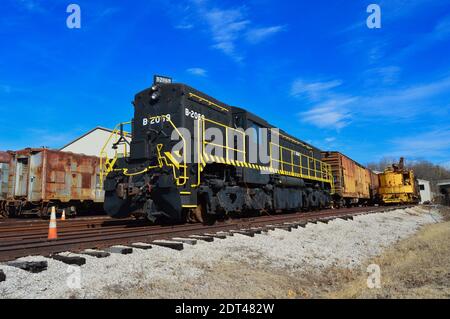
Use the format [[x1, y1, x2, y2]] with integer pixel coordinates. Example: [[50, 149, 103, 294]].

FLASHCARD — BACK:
[[151, 92, 160, 100], [151, 85, 158, 91]]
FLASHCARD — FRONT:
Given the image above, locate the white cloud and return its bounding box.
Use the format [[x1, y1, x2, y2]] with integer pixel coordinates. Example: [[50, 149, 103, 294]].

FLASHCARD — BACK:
[[175, 23, 194, 30], [358, 75, 450, 118], [292, 78, 353, 129], [298, 97, 355, 130], [388, 128, 450, 159], [290, 79, 343, 100], [245, 25, 285, 44], [187, 67, 207, 77], [293, 75, 450, 129], [176, 2, 285, 61], [203, 7, 249, 60]]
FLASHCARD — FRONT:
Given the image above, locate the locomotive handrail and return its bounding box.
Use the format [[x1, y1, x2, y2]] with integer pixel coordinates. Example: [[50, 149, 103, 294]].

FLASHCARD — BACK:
[[269, 141, 334, 185], [155, 116, 188, 187], [198, 116, 334, 191], [99, 117, 188, 188], [202, 117, 246, 165], [99, 121, 131, 187]]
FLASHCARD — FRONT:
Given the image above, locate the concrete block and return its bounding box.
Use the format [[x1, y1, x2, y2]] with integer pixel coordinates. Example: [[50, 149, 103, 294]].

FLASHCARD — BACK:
[[7, 261, 48, 273], [106, 246, 133, 255], [130, 243, 153, 250], [50, 254, 86, 266], [81, 250, 110, 258], [189, 235, 214, 242], [152, 240, 184, 251], [172, 238, 197, 245]]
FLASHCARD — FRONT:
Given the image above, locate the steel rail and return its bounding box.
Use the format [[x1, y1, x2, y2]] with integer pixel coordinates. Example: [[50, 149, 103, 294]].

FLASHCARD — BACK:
[[0, 206, 412, 262]]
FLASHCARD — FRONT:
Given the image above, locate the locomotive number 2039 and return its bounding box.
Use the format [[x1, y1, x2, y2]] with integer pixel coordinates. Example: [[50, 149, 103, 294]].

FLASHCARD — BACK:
[[142, 114, 171, 126]]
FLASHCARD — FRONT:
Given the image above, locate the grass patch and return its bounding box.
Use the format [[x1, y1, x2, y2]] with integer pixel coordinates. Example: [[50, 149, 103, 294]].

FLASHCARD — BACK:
[[327, 218, 450, 298]]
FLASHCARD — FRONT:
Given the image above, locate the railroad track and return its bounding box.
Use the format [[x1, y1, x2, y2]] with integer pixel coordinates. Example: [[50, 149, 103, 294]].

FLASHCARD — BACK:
[[0, 206, 413, 262], [0, 214, 109, 226]]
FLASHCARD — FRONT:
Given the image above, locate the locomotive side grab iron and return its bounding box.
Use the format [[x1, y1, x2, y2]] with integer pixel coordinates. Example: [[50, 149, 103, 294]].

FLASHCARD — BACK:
[[102, 79, 334, 223]]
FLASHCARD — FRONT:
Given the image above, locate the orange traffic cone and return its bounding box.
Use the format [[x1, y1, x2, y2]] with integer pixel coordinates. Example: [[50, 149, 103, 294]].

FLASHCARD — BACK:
[[61, 208, 66, 221], [48, 206, 58, 240]]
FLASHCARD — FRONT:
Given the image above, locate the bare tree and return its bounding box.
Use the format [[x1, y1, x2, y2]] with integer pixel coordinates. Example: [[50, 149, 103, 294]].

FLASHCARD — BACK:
[[367, 157, 397, 172]]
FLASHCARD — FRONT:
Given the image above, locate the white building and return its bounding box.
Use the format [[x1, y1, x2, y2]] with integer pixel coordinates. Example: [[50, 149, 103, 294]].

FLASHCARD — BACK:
[[60, 127, 130, 158], [417, 179, 432, 204]]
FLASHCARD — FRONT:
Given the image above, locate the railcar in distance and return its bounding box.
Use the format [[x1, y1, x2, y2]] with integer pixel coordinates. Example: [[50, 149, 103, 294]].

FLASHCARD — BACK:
[[378, 157, 420, 204], [321, 151, 375, 207]]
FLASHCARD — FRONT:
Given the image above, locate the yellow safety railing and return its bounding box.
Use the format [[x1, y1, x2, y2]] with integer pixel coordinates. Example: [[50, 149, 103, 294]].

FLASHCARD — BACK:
[[99, 117, 188, 188], [202, 117, 246, 165], [99, 121, 131, 187], [199, 116, 334, 189], [269, 142, 333, 185]]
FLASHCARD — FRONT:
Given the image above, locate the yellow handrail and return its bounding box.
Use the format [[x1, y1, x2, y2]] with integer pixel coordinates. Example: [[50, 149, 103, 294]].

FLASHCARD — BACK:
[[99, 121, 131, 187]]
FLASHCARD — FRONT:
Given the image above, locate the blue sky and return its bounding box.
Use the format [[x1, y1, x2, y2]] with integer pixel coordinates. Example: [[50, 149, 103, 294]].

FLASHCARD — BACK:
[[1, 0, 449, 167]]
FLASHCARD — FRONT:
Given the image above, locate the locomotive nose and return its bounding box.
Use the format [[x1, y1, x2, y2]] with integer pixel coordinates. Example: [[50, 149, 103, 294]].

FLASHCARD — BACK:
[[103, 170, 183, 222], [103, 176, 132, 218], [103, 190, 132, 218]]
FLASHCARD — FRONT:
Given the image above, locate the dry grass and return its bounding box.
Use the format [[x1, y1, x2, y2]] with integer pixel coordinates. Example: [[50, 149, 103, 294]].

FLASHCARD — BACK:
[[327, 220, 450, 298], [438, 205, 450, 221]]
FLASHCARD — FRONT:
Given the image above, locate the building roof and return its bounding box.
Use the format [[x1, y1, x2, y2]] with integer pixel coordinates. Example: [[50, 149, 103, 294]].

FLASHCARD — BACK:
[[437, 179, 450, 186], [59, 127, 116, 150]]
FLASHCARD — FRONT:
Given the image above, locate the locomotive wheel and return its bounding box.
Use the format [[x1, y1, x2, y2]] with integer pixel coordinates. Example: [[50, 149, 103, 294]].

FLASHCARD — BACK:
[[192, 202, 215, 225], [193, 205, 204, 223], [0, 202, 8, 218]]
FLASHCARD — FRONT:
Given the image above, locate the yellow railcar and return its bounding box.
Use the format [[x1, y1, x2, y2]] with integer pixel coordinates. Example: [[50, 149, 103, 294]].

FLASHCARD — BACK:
[[378, 158, 420, 204]]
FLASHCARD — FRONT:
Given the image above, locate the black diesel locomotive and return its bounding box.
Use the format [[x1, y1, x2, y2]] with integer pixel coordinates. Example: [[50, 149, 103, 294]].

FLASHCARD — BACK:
[[103, 78, 334, 223]]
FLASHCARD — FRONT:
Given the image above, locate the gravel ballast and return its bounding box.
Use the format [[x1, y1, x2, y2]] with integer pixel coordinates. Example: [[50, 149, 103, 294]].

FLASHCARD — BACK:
[[0, 206, 442, 298]]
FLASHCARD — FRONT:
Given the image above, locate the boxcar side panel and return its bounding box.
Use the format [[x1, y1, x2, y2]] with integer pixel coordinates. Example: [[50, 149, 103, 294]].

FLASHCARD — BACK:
[[42, 150, 103, 202], [341, 155, 370, 199], [29, 152, 43, 201], [321, 151, 371, 200]]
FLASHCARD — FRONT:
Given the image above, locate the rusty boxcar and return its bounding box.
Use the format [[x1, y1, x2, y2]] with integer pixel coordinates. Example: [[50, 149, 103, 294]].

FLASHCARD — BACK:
[[321, 151, 374, 207], [0, 148, 104, 217]]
